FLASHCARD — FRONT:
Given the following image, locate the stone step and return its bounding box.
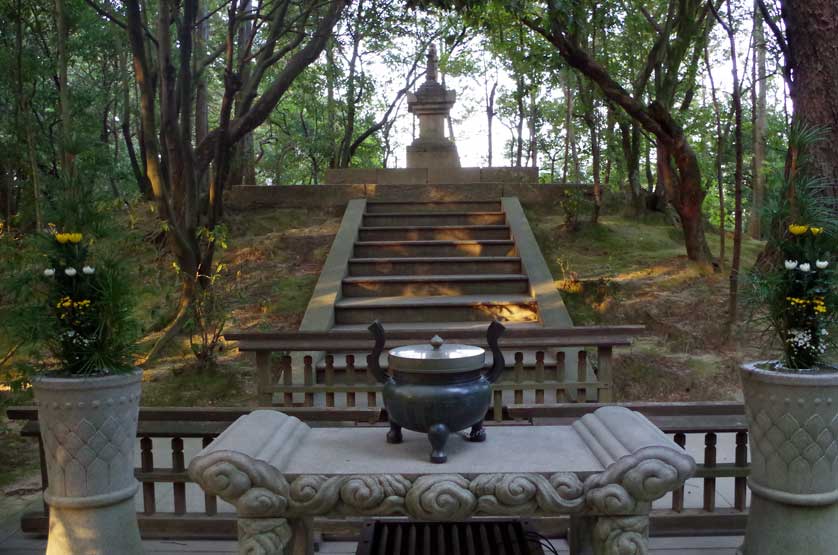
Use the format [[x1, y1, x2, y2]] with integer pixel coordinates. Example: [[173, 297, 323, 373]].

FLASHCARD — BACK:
[[333, 294, 540, 324], [342, 274, 530, 297], [347, 256, 522, 276], [358, 225, 511, 241], [353, 240, 517, 258], [363, 211, 506, 227], [330, 321, 544, 332], [365, 200, 502, 213]]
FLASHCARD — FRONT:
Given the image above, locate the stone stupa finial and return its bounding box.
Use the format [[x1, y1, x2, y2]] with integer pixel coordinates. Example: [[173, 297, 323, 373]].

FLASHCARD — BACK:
[[426, 44, 438, 82]]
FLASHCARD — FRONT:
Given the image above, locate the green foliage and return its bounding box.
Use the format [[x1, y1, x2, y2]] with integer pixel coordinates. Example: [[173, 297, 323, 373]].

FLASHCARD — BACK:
[[2, 231, 138, 377], [185, 262, 240, 373], [1, 175, 139, 379]]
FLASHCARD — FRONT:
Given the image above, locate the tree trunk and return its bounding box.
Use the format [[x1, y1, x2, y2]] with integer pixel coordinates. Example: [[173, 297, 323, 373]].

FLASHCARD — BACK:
[[528, 85, 538, 169], [337, 0, 363, 168], [714, 1, 744, 325], [232, 0, 256, 186], [515, 74, 525, 167], [120, 51, 151, 198], [564, 76, 577, 180], [657, 138, 713, 263], [486, 81, 496, 167], [590, 112, 602, 223], [782, 0, 838, 193], [705, 45, 725, 266], [618, 121, 643, 216], [750, 0, 767, 237], [195, 0, 209, 191], [54, 0, 73, 175], [326, 39, 337, 167]]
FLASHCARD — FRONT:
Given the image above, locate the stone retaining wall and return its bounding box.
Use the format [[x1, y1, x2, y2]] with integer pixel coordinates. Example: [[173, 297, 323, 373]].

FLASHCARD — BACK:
[[323, 166, 539, 185], [226, 182, 591, 210]]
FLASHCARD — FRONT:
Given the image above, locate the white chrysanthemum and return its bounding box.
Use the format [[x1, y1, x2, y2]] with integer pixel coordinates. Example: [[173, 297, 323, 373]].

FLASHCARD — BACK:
[[82, 266, 95, 275], [784, 260, 798, 270], [43, 268, 55, 277], [816, 260, 829, 270], [64, 267, 77, 277], [799, 263, 811, 272]]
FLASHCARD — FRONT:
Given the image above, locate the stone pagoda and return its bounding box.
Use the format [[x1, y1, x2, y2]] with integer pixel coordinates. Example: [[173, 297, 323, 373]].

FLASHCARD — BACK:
[[405, 45, 461, 168]]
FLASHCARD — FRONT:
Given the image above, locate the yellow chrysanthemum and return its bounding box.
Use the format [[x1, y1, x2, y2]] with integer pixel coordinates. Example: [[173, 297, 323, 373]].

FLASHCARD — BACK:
[[788, 224, 809, 236], [811, 227, 824, 235], [55, 232, 83, 244]]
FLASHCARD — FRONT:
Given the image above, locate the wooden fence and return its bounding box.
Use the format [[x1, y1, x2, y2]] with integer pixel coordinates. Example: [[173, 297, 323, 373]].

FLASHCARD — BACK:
[[225, 325, 645, 409], [7, 401, 749, 540]]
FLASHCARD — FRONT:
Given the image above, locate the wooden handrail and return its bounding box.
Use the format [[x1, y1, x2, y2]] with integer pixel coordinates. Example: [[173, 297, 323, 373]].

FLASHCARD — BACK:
[[224, 325, 645, 351]]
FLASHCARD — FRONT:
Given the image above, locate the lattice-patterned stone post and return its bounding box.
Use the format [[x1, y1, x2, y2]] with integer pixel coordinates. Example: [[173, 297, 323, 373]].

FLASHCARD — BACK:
[[33, 371, 143, 555], [739, 362, 838, 555]]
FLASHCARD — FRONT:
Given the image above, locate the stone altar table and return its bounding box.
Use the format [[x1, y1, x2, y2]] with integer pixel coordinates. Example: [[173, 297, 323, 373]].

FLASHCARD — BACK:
[[188, 406, 695, 555]]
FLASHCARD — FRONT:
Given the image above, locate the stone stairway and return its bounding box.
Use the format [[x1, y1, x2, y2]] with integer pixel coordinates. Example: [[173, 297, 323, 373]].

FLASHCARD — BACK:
[[331, 200, 545, 331], [293, 195, 593, 395]]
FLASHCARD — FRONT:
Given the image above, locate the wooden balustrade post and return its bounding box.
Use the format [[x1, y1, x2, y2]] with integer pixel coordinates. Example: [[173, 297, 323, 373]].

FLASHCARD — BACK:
[[346, 355, 356, 408], [671, 433, 687, 512], [535, 351, 545, 404], [282, 356, 293, 406], [513, 351, 524, 405], [140, 436, 156, 515], [325, 355, 335, 408], [365, 356, 377, 408], [597, 346, 613, 402], [703, 432, 717, 512], [576, 350, 588, 403], [255, 352, 272, 406], [492, 389, 503, 422], [202, 436, 218, 516], [734, 431, 748, 511], [303, 355, 314, 407], [556, 351, 566, 402], [172, 437, 186, 515]]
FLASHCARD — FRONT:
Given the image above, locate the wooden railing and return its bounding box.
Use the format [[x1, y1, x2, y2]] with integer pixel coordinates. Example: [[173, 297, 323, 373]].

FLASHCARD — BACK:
[[7, 402, 749, 540], [225, 325, 644, 409]]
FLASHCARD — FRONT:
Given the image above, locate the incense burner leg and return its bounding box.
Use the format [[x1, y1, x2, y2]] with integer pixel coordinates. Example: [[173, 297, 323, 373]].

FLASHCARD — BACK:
[[428, 422, 450, 463], [467, 420, 486, 442], [387, 422, 403, 444]]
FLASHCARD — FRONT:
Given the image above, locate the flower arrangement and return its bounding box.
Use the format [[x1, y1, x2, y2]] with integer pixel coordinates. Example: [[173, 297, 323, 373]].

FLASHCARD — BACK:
[[749, 128, 836, 371], [770, 224, 835, 369], [4, 227, 138, 377]]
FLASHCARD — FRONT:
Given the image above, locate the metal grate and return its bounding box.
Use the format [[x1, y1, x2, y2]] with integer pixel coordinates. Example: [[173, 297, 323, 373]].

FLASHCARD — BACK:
[[355, 519, 547, 555]]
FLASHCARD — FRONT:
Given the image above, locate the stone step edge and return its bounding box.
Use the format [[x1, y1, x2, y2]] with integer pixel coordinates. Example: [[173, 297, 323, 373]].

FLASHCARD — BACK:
[[349, 256, 522, 263], [363, 211, 506, 217], [354, 239, 515, 246], [342, 274, 529, 283], [359, 225, 510, 231], [334, 294, 537, 309]]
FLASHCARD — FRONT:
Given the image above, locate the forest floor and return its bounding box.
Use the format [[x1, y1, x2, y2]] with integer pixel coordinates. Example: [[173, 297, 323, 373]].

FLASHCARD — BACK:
[[527, 206, 770, 403], [0, 200, 771, 492]]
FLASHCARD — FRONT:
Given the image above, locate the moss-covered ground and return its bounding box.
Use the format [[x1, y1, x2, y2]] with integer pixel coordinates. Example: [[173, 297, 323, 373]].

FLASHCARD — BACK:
[[527, 207, 772, 402]]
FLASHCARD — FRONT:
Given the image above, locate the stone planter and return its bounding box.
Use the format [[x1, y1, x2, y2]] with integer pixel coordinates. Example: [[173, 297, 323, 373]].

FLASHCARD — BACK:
[[33, 370, 143, 555], [740, 361, 838, 555]]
